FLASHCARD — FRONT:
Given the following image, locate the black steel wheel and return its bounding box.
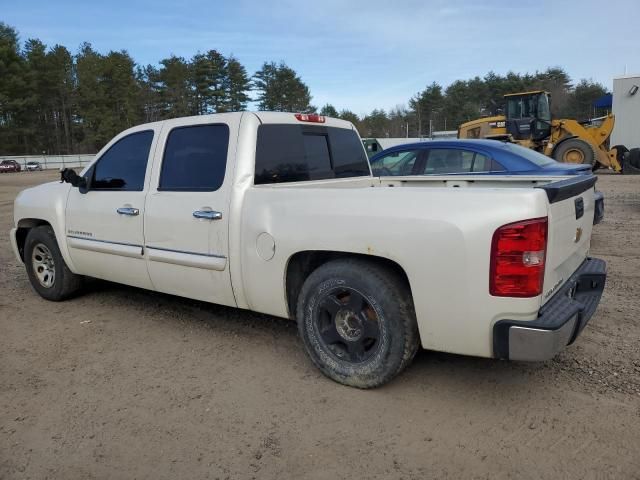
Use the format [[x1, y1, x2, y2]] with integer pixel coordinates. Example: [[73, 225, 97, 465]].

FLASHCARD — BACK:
[[314, 286, 382, 364], [297, 258, 419, 388]]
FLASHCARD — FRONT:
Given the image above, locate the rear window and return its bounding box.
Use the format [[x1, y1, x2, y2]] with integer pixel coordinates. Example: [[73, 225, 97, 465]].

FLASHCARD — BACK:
[[501, 142, 555, 167], [255, 125, 370, 184]]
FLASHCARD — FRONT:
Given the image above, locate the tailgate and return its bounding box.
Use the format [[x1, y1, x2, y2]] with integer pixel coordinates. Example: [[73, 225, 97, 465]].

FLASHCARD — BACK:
[[536, 176, 598, 304]]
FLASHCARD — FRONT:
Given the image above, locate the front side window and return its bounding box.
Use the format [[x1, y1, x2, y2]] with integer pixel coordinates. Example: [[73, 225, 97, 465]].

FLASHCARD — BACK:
[[371, 150, 420, 176], [159, 124, 229, 191], [92, 130, 154, 191]]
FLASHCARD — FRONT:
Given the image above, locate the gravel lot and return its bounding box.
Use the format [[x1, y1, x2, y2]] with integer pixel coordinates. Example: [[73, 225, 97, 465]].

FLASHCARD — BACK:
[[1, 170, 639, 479]]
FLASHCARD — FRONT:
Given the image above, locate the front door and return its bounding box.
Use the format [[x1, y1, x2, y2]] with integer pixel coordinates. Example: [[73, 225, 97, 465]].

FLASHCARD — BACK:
[[143, 115, 237, 307], [65, 128, 158, 289]]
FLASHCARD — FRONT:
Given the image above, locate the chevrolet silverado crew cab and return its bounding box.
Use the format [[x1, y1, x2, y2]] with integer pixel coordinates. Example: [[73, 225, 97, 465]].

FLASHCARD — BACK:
[[11, 112, 607, 388]]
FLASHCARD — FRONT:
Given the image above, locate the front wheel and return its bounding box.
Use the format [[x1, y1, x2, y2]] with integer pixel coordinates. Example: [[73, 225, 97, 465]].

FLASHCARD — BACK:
[[552, 138, 596, 167], [296, 258, 420, 388], [24, 226, 83, 301]]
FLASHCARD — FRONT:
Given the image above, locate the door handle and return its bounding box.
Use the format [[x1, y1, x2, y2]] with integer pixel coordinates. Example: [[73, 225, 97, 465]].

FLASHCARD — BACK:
[[193, 210, 222, 220], [117, 207, 139, 216]]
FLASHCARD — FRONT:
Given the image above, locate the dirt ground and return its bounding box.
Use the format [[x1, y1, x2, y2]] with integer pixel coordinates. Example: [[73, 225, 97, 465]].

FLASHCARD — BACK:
[[1, 170, 639, 480]]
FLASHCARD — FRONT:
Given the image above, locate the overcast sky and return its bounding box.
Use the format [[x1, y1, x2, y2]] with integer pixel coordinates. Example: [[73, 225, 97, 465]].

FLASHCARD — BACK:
[[3, 0, 639, 115]]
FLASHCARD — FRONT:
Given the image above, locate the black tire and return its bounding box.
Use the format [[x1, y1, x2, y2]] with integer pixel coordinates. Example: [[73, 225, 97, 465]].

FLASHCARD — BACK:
[[612, 145, 628, 172], [296, 258, 420, 388], [623, 148, 640, 175], [24, 225, 83, 301], [552, 139, 596, 167]]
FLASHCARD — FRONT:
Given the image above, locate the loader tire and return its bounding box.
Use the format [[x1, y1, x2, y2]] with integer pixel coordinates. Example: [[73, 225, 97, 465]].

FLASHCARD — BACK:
[[553, 139, 596, 167], [623, 148, 640, 175]]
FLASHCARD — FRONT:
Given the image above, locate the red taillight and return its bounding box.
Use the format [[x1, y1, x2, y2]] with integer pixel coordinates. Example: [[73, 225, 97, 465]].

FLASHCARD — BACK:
[[490, 217, 548, 297], [294, 113, 325, 123]]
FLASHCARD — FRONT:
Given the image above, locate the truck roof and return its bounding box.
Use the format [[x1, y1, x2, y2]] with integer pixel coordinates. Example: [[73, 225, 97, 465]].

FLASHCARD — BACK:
[[128, 112, 356, 131]]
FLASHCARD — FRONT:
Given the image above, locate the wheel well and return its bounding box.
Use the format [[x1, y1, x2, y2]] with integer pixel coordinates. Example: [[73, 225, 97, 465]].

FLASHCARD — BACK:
[[285, 251, 412, 319], [15, 219, 51, 261]]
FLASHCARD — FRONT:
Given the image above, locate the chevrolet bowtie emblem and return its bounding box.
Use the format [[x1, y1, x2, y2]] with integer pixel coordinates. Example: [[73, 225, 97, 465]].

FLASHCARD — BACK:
[[574, 227, 583, 243]]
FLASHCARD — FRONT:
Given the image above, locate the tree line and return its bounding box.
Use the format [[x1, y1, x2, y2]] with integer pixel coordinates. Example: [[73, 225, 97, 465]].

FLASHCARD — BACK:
[[0, 22, 609, 155], [352, 68, 609, 139]]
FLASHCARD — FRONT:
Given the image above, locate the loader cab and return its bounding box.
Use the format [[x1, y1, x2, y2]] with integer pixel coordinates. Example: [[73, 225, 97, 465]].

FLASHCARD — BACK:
[[505, 91, 552, 141]]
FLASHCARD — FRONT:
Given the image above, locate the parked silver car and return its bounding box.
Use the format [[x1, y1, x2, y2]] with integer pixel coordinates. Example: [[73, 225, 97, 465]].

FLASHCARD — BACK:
[[25, 161, 43, 171]]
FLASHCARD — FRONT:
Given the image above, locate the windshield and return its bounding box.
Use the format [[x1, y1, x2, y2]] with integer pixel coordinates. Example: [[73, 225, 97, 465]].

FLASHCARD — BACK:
[[506, 93, 550, 120], [501, 142, 555, 167]]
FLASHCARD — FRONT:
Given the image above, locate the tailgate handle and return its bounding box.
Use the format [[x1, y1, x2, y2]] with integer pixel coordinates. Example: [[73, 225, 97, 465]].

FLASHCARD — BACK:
[[574, 197, 584, 220]]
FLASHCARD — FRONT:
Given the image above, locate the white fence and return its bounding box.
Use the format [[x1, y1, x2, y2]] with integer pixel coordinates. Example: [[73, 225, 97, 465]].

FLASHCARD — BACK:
[[0, 154, 95, 170]]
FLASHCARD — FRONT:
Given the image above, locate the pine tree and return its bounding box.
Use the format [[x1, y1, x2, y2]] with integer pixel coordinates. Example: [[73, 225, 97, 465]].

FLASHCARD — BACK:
[[190, 50, 227, 114], [157, 55, 192, 118], [0, 23, 28, 154], [224, 56, 251, 112], [320, 104, 338, 117], [254, 62, 313, 112]]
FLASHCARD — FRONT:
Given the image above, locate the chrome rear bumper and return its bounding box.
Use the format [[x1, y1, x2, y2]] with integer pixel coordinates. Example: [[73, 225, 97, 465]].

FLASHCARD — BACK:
[[493, 257, 606, 361]]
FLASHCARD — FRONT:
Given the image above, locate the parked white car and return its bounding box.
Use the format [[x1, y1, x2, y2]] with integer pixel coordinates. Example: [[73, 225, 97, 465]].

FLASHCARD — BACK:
[[11, 112, 606, 387], [25, 161, 43, 171]]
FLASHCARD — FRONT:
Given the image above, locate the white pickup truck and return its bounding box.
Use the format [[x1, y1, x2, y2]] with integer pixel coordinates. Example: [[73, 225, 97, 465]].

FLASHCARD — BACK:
[[11, 112, 607, 388]]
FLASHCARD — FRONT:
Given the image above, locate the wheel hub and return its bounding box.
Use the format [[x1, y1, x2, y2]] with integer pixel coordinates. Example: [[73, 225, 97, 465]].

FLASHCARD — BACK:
[[335, 309, 363, 341], [564, 148, 584, 164], [31, 243, 55, 288]]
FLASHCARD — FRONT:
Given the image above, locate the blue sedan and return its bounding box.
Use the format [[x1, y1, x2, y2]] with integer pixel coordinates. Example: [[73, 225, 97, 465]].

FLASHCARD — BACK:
[[369, 139, 603, 224], [369, 139, 592, 177]]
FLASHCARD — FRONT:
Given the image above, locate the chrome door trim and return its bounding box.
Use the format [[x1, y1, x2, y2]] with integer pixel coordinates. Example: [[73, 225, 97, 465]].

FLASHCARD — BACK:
[[146, 246, 227, 271], [145, 245, 226, 259], [67, 235, 143, 258]]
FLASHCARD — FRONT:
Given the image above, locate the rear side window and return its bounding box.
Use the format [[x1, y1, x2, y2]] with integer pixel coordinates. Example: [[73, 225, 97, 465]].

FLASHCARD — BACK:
[[92, 130, 154, 191], [421, 149, 493, 174], [255, 125, 369, 184], [159, 124, 229, 191]]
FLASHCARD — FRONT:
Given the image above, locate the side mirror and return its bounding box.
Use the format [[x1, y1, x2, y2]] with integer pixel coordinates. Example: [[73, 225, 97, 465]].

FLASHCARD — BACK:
[[60, 168, 89, 194]]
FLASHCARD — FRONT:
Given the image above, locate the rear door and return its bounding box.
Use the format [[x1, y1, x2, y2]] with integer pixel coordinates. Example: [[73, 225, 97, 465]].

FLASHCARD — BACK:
[[143, 115, 238, 307]]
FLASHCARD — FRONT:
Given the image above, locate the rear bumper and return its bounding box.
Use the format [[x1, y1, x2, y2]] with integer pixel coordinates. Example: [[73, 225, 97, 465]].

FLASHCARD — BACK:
[[493, 257, 606, 361], [594, 190, 604, 225]]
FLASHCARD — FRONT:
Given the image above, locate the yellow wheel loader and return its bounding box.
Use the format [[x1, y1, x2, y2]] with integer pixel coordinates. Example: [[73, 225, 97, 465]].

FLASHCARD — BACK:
[[458, 90, 626, 172]]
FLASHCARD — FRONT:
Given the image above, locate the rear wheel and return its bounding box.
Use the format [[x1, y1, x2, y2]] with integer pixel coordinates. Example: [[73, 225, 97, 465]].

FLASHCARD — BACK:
[[553, 139, 596, 167], [24, 226, 83, 301], [623, 148, 640, 175], [612, 145, 628, 172], [296, 258, 419, 388]]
